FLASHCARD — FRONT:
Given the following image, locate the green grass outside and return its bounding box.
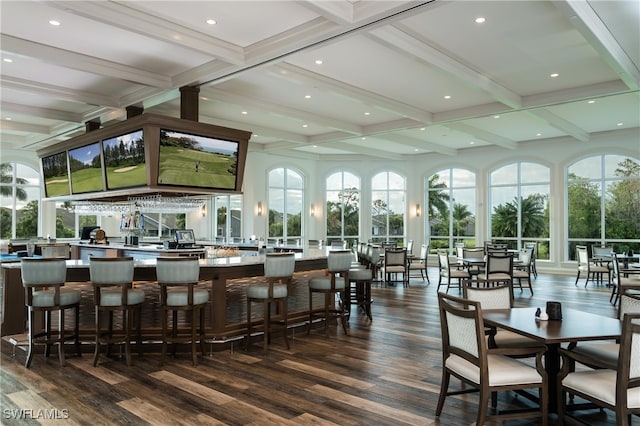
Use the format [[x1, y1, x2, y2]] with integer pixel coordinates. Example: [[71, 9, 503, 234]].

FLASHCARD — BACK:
[[106, 164, 147, 189], [70, 167, 104, 193], [158, 146, 235, 189], [44, 175, 70, 196]]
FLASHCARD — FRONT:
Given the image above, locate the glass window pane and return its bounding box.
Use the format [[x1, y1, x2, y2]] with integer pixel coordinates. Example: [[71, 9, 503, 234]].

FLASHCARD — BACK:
[[372, 172, 387, 189], [388, 172, 404, 190], [491, 164, 518, 185], [568, 180, 601, 238], [268, 169, 284, 187], [287, 169, 303, 189], [521, 162, 550, 183], [569, 157, 601, 180]]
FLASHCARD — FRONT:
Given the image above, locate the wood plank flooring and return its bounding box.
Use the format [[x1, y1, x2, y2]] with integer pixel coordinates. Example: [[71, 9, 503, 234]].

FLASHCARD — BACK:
[[2, 270, 637, 425]]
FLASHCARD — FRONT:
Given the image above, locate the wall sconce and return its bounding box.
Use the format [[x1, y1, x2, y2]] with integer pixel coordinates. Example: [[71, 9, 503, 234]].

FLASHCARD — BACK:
[[257, 201, 263, 216], [310, 203, 315, 217], [201, 205, 206, 217], [415, 203, 421, 217]]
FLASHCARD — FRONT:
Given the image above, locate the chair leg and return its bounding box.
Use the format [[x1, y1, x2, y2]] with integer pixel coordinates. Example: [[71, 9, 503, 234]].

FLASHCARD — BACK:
[[263, 300, 270, 355], [160, 307, 168, 366], [25, 308, 35, 368], [199, 307, 207, 358], [477, 388, 489, 426], [247, 298, 253, 349], [74, 304, 81, 358], [435, 369, 450, 416], [191, 306, 198, 365], [58, 308, 66, 367], [93, 307, 101, 367], [124, 307, 133, 367], [281, 298, 290, 350]]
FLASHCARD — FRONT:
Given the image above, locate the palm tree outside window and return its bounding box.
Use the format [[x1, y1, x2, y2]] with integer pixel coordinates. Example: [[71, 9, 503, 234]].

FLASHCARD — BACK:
[[1, 162, 40, 239]]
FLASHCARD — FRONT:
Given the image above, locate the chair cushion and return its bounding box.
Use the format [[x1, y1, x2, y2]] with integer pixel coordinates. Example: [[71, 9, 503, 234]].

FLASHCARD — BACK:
[[349, 268, 372, 280], [485, 272, 511, 281], [563, 369, 640, 408], [247, 284, 287, 299], [166, 288, 210, 306], [309, 276, 346, 290], [570, 341, 619, 366], [99, 288, 145, 306], [32, 288, 81, 307], [385, 266, 405, 273], [446, 353, 542, 386], [494, 330, 545, 349]]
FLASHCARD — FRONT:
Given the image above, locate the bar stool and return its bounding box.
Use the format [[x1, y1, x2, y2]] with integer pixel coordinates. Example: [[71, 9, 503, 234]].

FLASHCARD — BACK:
[[246, 252, 295, 355], [21, 258, 80, 368], [347, 267, 373, 321], [308, 250, 353, 336], [89, 257, 144, 366], [156, 256, 209, 366]]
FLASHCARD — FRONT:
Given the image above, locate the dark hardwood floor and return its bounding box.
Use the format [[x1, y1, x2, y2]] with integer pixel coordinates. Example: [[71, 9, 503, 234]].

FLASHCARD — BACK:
[[2, 269, 637, 425]]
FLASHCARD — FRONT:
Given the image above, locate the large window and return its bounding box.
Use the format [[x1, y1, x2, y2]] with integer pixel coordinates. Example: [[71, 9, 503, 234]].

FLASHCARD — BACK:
[[1, 162, 41, 239], [427, 168, 476, 252], [212, 195, 243, 243], [371, 171, 405, 245], [326, 171, 360, 247], [268, 167, 303, 244], [567, 154, 640, 259], [490, 162, 550, 258]]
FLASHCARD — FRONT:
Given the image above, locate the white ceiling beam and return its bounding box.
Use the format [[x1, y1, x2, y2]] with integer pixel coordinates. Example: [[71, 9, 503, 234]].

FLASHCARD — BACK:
[[300, 0, 354, 24], [522, 80, 631, 108], [48, 1, 244, 65], [528, 109, 590, 142], [0, 75, 120, 108], [554, 0, 640, 90], [321, 141, 405, 160], [368, 25, 522, 109], [446, 123, 518, 150], [0, 120, 51, 134], [274, 63, 433, 123], [381, 134, 457, 156], [0, 102, 83, 123], [1, 35, 172, 89], [201, 87, 362, 135]]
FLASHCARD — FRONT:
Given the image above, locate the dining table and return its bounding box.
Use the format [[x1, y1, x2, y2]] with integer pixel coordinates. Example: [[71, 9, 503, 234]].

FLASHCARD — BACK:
[[482, 307, 622, 414]]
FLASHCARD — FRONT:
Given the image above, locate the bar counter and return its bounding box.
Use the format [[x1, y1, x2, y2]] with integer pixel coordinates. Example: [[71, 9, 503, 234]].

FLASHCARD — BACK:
[[1, 248, 329, 340]]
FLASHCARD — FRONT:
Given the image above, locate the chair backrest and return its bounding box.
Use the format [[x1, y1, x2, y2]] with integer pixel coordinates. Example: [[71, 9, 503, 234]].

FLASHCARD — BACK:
[[406, 239, 414, 254], [21, 258, 67, 287], [156, 256, 200, 284], [438, 292, 485, 367], [576, 245, 589, 265], [462, 247, 484, 259], [41, 243, 70, 258], [617, 313, 640, 401], [619, 294, 640, 319], [385, 248, 407, 267], [591, 245, 613, 258], [264, 252, 296, 280], [485, 253, 513, 276], [327, 250, 353, 273], [455, 242, 465, 258], [611, 252, 621, 281], [369, 245, 382, 267], [524, 242, 537, 257], [419, 244, 429, 261], [89, 256, 134, 285], [463, 285, 512, 309], [330, 240, 346, 249], [486, 244, 507, 255], [438, 249, 450, 271], [518, 247, 533, 268]]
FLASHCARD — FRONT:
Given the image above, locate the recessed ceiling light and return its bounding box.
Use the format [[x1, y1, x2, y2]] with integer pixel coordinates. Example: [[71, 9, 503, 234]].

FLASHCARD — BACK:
[[364, 112, 371, 116], [49, 20, 61, 26], [361, 137, 366, 140], [587, 100, 595, 104], [315, 59, 323, 65], [241, 111, 248, 115], [304, 94, 311, 99], [420, 127, 426, 131], [475, 17, 486, 24], [537, 133, 542, 136], [414, 148, 419, 152], [206, 19, 217, 25], [302, 124, 308, 128], [469, 141, 475, 145], [493, 115, 500, 119], [617, 122, 623, 126], [550, 73, 559, 78], [444, 95, 451, 99], [3, 58, 13, 63], [6, 117, 12, 121], [313, 145, 318, 148], [200, 96, 208, 101]]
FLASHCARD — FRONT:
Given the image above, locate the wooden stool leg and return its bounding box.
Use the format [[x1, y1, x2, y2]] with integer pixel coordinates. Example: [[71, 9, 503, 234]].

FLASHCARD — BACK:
[[246, 298, 252, 350], [124, 308, 133, 367], [25, 308, 35, 368], [74, 304, 81, 358], [281, 298, 290, 350], [160, 306, 168, 366], [199, 307, 207, 358], [58, 308, 66, 367], [191, 306, 198, 366], [93, 307, 101, 367], [263, 300, 270, 355]]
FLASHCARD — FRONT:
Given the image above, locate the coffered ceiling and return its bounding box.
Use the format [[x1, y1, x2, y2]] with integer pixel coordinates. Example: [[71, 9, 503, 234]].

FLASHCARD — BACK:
[[1, 0, 639, 161]]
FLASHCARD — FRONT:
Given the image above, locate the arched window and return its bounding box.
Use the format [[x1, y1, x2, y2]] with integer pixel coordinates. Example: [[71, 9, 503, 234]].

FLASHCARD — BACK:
[[489, 162, 550, 258], [567, 154, 640, 260], [212, 194, 243, 243], [426, 168, 476, 252], [0, 162, 41, 239], [268, 167, 303, 244], [326, 171, 360, 246], [371, 171, 405, 245]]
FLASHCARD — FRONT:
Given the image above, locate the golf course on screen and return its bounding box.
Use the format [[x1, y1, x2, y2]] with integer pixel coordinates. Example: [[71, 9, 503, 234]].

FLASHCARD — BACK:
[[104, 130, 147, 189], [69, 142, 103, 194], [158, 130, 238, 189], [42, 152, 70, 197]]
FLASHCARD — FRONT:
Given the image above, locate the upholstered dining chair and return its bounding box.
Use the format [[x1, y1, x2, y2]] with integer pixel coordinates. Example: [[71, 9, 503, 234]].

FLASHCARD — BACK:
[[512, 247, 534, 295], [89, 256, 144, 367], [308, 249, 352, 336], [480, 252, 514, 289], [383, 247, 408, 287], [575, 245, 610, 287], [610, 253, 640, 306], [435, 292, 548, 426], [463, 285, 545, 352], [523, 242, 539, 278], [156, 256, 209, 365], [21, 258, 81, 368], [247, 252, 295, 354], [437, 249, 470, 293], [408, 243, 430, 283], [558, 312, 640, 425]]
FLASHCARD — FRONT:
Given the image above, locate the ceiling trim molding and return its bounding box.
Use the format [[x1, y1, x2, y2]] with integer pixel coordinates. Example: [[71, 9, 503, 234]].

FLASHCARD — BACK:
[[446, 122, 517, 150], [381, 133, 457, 156], [528, 109, 590, 142], [0, 102, 83, 123]]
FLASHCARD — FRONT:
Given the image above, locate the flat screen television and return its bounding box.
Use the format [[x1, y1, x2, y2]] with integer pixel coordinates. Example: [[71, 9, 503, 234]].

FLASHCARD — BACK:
[[68, 142, 104, 194], [103, 129, 147, 190], [175, 229, 195, 246], [157, 129, 240, 190], [42, 152, 70, 197]]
